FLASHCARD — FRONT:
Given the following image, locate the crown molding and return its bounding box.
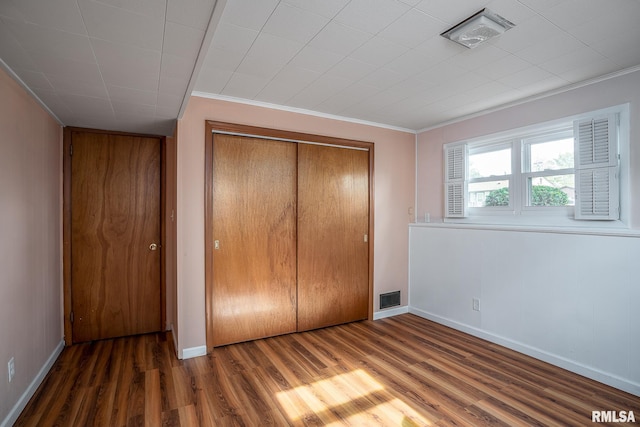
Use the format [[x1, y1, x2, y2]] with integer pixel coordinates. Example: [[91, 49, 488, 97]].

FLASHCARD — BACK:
[[191, 91, 417, 134]]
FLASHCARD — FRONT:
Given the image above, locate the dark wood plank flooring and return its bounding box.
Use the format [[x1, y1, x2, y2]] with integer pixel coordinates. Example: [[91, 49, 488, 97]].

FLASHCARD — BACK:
[[15, 314, 640, 426]]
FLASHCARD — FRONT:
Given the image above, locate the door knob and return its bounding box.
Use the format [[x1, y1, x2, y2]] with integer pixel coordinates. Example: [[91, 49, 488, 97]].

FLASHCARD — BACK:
[[149, 243, 159, 251]]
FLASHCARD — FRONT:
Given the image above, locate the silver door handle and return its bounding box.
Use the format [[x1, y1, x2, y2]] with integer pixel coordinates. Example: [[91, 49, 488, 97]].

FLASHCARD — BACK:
[[149, 243, 159, 251]]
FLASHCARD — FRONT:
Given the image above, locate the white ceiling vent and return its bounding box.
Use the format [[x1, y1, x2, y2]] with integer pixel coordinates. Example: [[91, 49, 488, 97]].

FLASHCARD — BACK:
[[441, 9, 515, 49]]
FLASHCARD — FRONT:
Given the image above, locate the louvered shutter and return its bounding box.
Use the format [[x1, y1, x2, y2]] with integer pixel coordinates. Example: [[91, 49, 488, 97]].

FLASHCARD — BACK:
[[444, 144, 467, 218], [574, 114, 619, 220]]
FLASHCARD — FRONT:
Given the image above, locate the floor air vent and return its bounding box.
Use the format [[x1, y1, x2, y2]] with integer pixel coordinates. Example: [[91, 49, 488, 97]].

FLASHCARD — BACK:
[[380, 291, 401, 309]]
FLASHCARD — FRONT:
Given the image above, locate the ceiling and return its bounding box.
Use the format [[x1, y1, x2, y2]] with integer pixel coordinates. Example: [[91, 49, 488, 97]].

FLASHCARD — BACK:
[[2, 0, 640, 136], [0, 0, 215, 136]]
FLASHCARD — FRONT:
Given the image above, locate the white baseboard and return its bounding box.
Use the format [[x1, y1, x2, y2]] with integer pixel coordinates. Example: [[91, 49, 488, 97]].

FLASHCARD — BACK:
[[180, 345, 207, 360], [1, 340, 65, 427], [373, 305, 409, 320], [169, 324, 207, 360], [409, 307, 640, 397]]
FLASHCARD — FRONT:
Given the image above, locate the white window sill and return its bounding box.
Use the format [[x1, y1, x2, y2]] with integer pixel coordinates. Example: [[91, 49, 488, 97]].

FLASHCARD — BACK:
[[410, 220, 640, 238]]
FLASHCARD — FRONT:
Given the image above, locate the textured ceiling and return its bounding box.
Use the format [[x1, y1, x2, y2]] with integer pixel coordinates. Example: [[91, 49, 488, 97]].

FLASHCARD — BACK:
[[0, 0, 215, 136], [2, 0, 640, 135], [195, 0, 640, 131]]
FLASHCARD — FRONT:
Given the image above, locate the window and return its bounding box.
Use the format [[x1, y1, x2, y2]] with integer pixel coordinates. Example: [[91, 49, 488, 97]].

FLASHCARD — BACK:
[[468, 143, 511, 208], [522, 129, 574, 208], [443, 104, 628, 226]]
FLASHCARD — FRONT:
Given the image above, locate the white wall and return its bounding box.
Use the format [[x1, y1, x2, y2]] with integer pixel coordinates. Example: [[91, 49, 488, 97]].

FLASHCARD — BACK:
[[409, 225, 640, 396], [0, 68, 63, 425], [412, 69, 640, 397]]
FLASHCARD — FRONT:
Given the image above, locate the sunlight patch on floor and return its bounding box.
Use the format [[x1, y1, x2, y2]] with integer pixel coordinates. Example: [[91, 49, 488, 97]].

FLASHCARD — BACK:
[[276, 369, 384, 418], [276, 369, 433, 425]]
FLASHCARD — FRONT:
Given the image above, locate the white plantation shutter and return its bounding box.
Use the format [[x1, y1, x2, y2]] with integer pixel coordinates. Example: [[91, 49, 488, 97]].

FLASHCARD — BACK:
[[444, 144, 467, 218], [574, 114, 619, 220]]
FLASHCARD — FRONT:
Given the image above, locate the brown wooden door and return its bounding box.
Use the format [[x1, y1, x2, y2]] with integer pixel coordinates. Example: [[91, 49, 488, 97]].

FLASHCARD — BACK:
[[71, 131, 161, 342], [297, 144, 369, 331], [211, 134, 297, 346]]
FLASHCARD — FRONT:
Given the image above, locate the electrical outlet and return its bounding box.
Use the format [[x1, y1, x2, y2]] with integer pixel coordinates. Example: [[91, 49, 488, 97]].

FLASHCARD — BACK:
[[473, 298, 480, 312], [8, 357, 15, 383]]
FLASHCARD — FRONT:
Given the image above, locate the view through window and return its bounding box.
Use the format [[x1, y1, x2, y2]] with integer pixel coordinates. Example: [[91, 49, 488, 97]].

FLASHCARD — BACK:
[[443, 104, 627, 224]]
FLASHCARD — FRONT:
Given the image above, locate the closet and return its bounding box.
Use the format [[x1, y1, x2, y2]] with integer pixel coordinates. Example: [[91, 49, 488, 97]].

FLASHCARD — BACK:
[[205, 122, 372, 348], [297, 143, 369, 331], [210, 134, 297, 346]]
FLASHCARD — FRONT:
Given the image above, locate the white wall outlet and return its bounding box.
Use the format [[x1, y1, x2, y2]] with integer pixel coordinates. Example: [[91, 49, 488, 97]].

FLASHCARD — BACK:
[[8, 357, 15, 383], [473, 298, 480, 312]]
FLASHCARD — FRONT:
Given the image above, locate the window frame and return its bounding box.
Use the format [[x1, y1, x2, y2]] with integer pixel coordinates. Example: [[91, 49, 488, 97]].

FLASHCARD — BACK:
[[442, 104, 629, 228]]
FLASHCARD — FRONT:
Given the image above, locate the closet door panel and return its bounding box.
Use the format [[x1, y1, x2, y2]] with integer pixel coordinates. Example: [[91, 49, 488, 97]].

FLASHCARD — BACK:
[[211, 134, 297, 346], [297, 144, 369, 331]]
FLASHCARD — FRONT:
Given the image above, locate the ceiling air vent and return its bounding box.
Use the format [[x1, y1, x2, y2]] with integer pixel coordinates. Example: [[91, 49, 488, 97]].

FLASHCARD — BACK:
[[441, 8, 515, 49]]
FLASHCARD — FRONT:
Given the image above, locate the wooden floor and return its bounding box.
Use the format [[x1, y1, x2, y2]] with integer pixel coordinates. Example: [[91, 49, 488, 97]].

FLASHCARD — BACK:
[[16, 314, 639, 426]]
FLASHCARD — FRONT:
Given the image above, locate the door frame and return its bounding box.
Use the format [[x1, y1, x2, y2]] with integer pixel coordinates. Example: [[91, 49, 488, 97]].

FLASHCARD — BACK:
[[62, 127, 166, 345], [204, 121, 375, 352]]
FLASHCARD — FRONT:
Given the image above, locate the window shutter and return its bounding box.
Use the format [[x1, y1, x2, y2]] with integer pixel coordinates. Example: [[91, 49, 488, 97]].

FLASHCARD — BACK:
[[574, 114, 619, 220], [444, 144, 467, 218]]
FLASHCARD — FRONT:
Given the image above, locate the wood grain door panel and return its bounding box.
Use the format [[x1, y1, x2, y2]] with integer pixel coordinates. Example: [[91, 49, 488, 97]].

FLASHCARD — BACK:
[[211, 134, 297, 346], [297, 144, 369, 331], [71, 132, 161, 342]]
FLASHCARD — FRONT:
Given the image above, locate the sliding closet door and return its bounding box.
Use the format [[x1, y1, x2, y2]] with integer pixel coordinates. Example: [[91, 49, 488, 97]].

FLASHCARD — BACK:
[[211, 134, 297, 346], [297, 144, 370, 331]]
